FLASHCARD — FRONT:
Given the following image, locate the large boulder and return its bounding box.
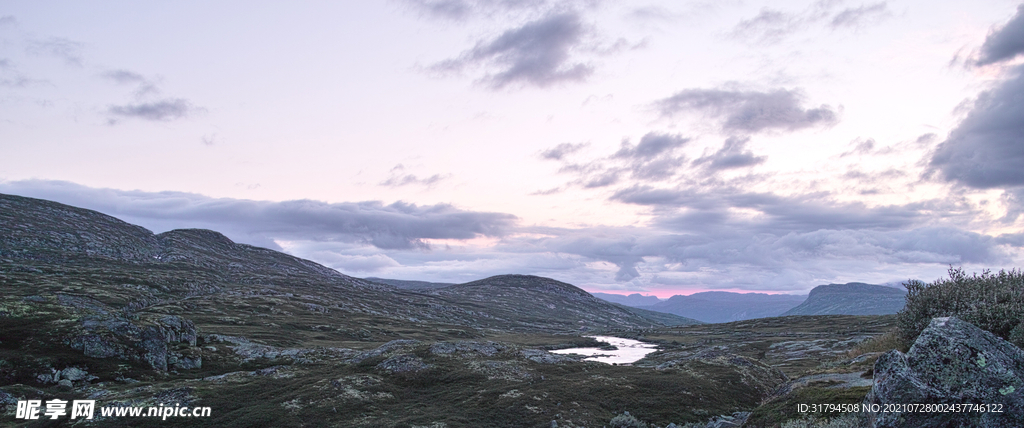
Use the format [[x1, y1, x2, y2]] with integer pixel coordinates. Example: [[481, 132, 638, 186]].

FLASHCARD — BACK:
[[68, 314, 199, 371], [865, 317, 1024, 427]]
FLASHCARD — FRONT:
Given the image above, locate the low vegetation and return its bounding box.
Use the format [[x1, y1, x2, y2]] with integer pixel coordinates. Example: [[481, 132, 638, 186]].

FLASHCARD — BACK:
[[896, 267, 1024, 348]]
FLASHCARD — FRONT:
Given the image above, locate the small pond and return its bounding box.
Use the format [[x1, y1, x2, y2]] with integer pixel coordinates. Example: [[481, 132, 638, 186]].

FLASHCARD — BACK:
[[549, 336, 658, 365]]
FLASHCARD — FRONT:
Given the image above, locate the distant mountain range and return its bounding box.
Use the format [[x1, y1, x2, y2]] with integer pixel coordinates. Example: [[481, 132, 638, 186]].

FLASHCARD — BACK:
[[637, 292, 807, 323], [590, 292, 662, 307], [781, 282, 906, 316], [593, 282, 908, 323]]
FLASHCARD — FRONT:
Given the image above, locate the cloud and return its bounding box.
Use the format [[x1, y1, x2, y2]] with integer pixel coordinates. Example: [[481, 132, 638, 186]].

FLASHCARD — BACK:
[[613, 133, 688, 159], [553, 132, 690, 188], [103, 69, 146, 84], [0, 180, 518, 252], [540, 142, 588, 160], [655, 87, 838, 133], [731, 8, 800, 45], [929, 65, 1024, 188], [26, 37, 84, 66], [976, 4, 1024, 66], [402, 0, 551, 20], [404, 0, 476, 20], [0, 179, 1006, 292], [0, 15, 16, 26], [692, 136, 766, 170], [380, 164, 450, 187], [433, 11, 593, 88], [609, 185, 966, 234], [107, 98, 200, 122], [380, 174, 449, 187], [511, 223, 1004, 284], [102, 69, 160, 97], [731, 1, 891, 44], [829, 2, 890, 29]]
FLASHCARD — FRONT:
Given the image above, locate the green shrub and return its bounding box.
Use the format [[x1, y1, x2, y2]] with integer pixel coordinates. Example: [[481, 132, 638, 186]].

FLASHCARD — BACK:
[[896, 267, 1024, 347]]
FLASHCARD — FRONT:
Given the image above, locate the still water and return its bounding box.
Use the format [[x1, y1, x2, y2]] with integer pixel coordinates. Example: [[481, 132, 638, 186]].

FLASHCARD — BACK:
[[549, 336, 658, 365]]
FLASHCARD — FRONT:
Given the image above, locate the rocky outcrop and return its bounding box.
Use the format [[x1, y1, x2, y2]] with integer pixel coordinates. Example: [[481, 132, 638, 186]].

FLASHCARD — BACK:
[[865, 317, 1024, 427], [68, 314, 200, 371]]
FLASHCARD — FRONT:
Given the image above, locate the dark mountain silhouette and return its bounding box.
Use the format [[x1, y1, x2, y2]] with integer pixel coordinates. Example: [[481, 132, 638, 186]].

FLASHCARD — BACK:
[[780, 282, 906, 316], [591, 292, 662, 307]]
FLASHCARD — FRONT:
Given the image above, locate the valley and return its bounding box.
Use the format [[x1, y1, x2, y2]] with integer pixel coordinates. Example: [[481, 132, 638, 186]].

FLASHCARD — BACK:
[[0, 193, 904, 427]]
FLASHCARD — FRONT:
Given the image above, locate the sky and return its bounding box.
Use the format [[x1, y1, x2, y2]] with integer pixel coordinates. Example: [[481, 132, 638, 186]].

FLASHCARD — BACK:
[[2, 0, 1024, 297]]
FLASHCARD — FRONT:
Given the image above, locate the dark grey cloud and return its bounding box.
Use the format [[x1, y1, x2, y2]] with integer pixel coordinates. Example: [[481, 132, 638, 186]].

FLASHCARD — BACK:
[[693, 136, 766, 170], [655, 87, 838, 133], [610, 185, 959, 234], [613, 132, 689, 159], [996, 232, 1024, 247], [0, 180, 517, 251], [829, 2, 890, 29], [540, 142, 588, 160], [929, 65, 1024, 188], [517, 222, 1004, 284], [553, 132, 690, 188], [26, 37, 84, 66], [433, 12, 593, 88], [976, 4, 1024, 66], [107, 98, 199, 122]]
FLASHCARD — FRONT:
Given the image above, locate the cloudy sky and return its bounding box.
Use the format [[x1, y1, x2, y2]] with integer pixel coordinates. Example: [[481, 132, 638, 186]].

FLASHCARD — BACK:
[[3, 1, 1024, 296]]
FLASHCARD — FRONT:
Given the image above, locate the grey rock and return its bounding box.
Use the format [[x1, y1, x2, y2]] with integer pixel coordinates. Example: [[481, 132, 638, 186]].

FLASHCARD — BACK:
[[57, 379, 73, 388], [172, 354, 202, 370], [429, 341, 508, 357], [36, 372, 57, 384], [865, 317, 1024, 427], [0, 390, 16, 406], [520, 349, 578, 364], [348, 339, 419, 364], [376, 354, 429, 374], [60, 367, 88, 381], [69, 314, 199, 371]]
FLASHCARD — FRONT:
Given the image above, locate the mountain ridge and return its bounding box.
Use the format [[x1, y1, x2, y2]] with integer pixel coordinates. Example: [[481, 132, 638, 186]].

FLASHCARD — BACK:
[[780, 282, 906, 316]]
